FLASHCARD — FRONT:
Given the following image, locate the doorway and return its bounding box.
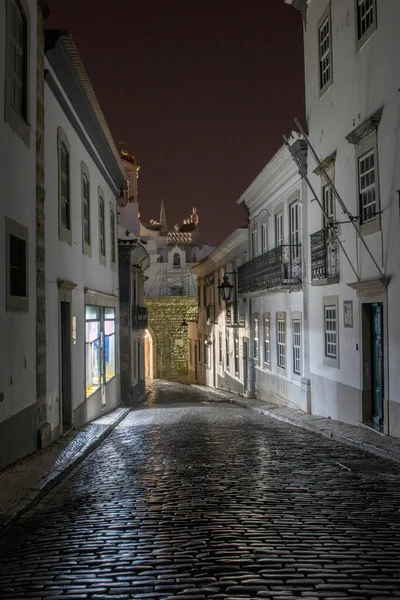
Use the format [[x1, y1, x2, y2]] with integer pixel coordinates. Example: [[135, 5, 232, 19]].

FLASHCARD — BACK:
[[362, 302, 384, 428], [60, 301, 72, 431], [194, 343, 198, 383], [144, 329, 154, 379], [243, 339, 248, 393]]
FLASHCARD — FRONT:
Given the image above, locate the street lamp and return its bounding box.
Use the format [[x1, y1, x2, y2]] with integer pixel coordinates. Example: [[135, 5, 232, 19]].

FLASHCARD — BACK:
[[218, 275, 234, 303], [180, 317, 188, 333]]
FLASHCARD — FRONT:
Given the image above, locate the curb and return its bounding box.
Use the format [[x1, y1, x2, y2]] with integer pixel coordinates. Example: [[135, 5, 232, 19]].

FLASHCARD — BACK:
[[0, 407, 131, 535], [191, 384, 400, 466]]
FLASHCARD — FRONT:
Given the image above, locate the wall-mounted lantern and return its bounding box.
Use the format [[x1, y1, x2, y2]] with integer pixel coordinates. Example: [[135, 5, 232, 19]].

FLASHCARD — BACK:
[[218, 275, 234, 303], [180, 317, 188, 333]]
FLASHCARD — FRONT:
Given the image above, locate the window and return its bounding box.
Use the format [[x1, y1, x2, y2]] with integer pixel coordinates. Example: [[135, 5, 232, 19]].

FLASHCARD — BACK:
[[277, 317, 286, 369], [6, 217, 28, 311], [226, 332, 230, 370], [5, 0, 30, 143], [261, 223, 268, 254], [264, 314, 270, 365], [293, 319, 301, 375], [217, 274, 221, 307], [219, 331, 223, 365], [173, 253, 181, 268], [104, 307, 116, 382], [290, 201, 301, 263], [203, 282, 207, 308], [197, 281, 201, 306], [253, 316, 259, 362], [323, 183, 334, 227], [110, 210, 116, 265], [356, 0, 377, 48], [85, 306, 101, 397], [99, 192, 106, 263], [189, 340, 193, 367], [204, 340, 208, 366], [198, 337, 202, 363], [358, 149, 377, 224], [58, 129, 71, 243], [82, 164, 91, 252], [275, 212, 283, 247], [252, 225, 258, 258], [85, 305, 116, 399], [325, 306, 337, 359], [234, 337, 239, 375], [318, 8, 332, 94]]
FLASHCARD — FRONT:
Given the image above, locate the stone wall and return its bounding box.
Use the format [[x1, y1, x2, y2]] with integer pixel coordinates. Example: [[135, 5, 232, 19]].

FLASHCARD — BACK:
[[145, 297, 198, 379]]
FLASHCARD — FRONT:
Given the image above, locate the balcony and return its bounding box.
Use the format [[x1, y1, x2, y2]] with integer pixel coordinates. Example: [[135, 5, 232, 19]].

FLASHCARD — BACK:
[[310, 228, 339, 284], [132, 305, 148, 329], [238, 245, 302, 295], [206, 304, 215, 324], [226, 303, 245, 328]]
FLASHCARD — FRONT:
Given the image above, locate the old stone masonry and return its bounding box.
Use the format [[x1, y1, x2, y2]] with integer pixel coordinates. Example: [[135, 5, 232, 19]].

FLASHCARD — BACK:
[[1, 381, 400, 599]]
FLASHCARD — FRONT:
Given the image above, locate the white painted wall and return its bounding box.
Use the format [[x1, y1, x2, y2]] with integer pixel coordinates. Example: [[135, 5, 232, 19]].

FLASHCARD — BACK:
[[303, 0, 400, 427], [0, 0, 38, 427], [44, 61, 121, 433]]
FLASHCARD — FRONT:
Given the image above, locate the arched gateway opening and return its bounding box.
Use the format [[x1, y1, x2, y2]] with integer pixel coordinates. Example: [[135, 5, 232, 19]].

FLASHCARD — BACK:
[[144, 328, 154, 379]]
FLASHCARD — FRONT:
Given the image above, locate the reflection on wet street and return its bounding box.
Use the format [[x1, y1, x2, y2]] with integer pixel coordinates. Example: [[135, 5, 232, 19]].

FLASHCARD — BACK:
[[1, 380, 400, 599]]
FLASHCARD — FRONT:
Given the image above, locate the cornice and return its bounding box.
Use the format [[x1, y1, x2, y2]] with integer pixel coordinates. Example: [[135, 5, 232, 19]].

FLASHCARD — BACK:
[[192, 229, 248, 275], [346, 107, 384, 145], [313, 150, 337, 175]]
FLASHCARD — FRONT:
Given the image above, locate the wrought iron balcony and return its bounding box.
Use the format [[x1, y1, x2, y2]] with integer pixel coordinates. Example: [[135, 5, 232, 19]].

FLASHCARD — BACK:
[[310, 228, 339, 284], [206, 304, 215, 324], [132, 305, 148, 329], [238, 245, 302, 295], [226, 303, 245, 328]]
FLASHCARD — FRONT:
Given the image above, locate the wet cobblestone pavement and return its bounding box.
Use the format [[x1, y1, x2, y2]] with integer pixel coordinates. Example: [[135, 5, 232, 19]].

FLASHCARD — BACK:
[[1, 381, 400, 599]]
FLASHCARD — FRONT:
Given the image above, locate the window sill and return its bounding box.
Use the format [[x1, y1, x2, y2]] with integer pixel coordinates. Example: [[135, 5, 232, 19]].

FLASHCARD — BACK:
[[356, 24, 377, 53], [359, 217, 381, 237], [83, 242, 92, 257], [59, 224, 72, 245], [311, 276, 339, 287], [86, 385, 101, 399], [5, 103, 30, 147], [319, 80, 332, 100], [105, 374, 116, 384], [100, 254, 106, 266], [323, 356, 340, 369]]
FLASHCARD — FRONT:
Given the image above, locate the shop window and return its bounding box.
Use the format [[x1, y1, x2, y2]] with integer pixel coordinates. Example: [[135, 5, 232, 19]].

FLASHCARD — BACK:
[[85, 305, 101, 397], [104, 307, 116, 381]]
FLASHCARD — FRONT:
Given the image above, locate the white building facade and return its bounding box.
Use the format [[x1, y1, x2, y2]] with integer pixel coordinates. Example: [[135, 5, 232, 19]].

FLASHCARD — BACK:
[[286, 0, 400, 435], [44, 31, 126, 436], [190, 228, 250, 396], [0, 0, 49, 468], [237, 137, 310, 411]]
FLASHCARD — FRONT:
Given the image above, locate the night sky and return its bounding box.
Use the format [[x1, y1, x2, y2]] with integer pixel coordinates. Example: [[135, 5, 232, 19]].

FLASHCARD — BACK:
[[46, 0, 305, 246]]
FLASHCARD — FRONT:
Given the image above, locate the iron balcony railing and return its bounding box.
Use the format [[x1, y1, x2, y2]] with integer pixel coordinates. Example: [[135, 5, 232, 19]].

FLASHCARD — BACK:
[[132, 305, 148, 329], [238, 245, 302, 295], [310, 228, 339, 283], [226, 303, 245, 328]]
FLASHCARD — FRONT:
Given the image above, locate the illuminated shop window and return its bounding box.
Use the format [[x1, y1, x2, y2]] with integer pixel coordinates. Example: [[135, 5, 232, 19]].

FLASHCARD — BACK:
[[86, 305, 101, 397], [104, 307, 116, 381]]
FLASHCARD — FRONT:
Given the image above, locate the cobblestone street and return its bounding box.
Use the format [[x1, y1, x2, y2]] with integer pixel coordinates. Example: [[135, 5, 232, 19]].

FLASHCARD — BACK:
[[1, 381, 400, 599]]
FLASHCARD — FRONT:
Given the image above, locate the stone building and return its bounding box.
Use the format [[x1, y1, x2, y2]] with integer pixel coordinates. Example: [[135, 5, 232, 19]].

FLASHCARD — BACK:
[[189, 228, 249, 395], [44, 31, 126, 437], [286, 0, 400, 435], [0, 0, 49, 468]]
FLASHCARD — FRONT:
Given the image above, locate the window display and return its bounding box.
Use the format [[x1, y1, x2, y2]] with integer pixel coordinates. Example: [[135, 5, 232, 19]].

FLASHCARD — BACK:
[[85, 305, 117, 398]]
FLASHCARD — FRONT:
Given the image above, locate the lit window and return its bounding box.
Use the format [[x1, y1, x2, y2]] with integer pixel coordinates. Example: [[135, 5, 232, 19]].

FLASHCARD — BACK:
[[264, 315, 270, 364], [85, 306, 101, 398], [82, 170, 90, 247], [318, 11, 332, 92], [356, 0, 376, 44], [358, 149, 377, 223], [277, 319, 286, 369], [104, 307, 116, 382], [324, 305, 337, 359], [253, 316, 259, 361], [293, 319, 301, 375]]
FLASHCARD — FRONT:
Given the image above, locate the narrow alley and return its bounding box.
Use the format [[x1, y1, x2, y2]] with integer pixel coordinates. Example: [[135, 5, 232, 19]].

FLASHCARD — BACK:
[[1, 381, 400, 599]]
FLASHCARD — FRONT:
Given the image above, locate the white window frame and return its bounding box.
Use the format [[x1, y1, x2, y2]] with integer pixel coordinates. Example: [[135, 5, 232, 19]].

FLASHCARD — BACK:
[[263, 313, 271, 367], [261, 222, 268, 254], [293, 318, 301, 375], [226, 331, 230, 371], [252, 224, 258, 258], [318, 5, 332, 96], [253, 314, 259, 363], [323, 296, 340, 368], [358, 148, 377, 225], [58, 128, 72, 245], [322, 183, 335, 227], [276, 313, 286, 370], [289, 200, 301, 264], [219, 331, 223, 366], [6, 216, 29, 312], [98, 188, 106, 266], [110, 208, 116, 267], [81, 162, 91, 256], [355, 0, 377, 51], [275, 212, 283, 247], [5, 0, 30, 145], [234, 336, 240, 376]]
